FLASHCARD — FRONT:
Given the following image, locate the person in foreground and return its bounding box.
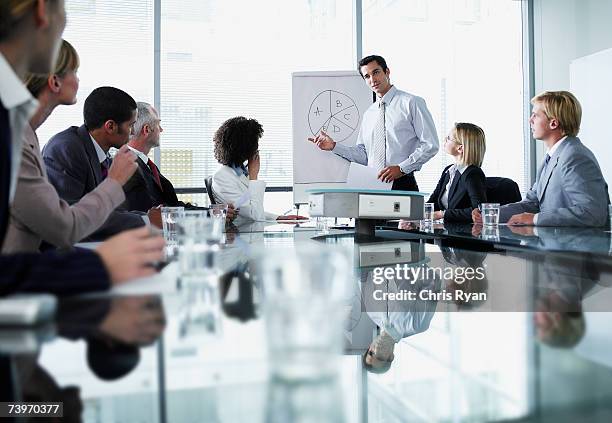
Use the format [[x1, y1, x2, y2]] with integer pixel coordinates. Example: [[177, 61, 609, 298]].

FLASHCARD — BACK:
[[211, 116, 305, 222], [427, 122, 487, 223], [0, 0, 164, 295], [473, 91, 608, 227], [309, 54, 439, 190], [124, 101, 236, 221], [2, 39, 138, 254]]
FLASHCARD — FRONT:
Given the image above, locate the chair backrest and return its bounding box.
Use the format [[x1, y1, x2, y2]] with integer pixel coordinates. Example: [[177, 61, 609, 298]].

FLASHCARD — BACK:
[[205, 176, 216, 205], [485, 177, 522, 205]]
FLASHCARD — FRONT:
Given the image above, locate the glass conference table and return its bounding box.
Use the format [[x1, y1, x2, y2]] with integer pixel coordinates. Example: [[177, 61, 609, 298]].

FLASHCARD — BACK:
[[383, 219, 612, 256], [2, 220, 612, 422]]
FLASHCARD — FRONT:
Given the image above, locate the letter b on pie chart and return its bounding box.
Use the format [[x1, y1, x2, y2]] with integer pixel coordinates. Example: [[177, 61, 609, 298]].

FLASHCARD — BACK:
[[308, 90, 360, 143]]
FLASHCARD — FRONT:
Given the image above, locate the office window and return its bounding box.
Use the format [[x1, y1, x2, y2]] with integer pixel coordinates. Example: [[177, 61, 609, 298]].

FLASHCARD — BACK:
[[37, 1, 155, 147], [160, 0, 355, 188], [363, 0, 527, 193]]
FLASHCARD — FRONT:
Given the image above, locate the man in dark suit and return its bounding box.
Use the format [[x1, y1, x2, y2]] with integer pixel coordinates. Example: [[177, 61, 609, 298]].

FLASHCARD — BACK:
[[43, 87, 161, 240], [0, 0, 164, 296], [124, 102, 187, 211], [124, 102, 236, 220]]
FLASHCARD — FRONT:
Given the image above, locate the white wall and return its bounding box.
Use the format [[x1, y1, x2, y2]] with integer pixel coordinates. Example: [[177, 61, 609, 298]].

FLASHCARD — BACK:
[[533, 0, 612, 92], [532, 0, 612, 164]]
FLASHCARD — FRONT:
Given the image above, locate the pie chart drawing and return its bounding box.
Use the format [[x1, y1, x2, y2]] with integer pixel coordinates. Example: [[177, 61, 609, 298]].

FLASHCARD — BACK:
[[308, 90, 360, 143]]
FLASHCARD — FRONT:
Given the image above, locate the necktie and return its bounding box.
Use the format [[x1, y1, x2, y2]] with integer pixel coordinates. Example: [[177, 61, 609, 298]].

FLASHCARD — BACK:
[[147, 158, 163, 191], [370, 100, 387, 171], [537, 154, 551, 195], [100, 157, 111, 180]]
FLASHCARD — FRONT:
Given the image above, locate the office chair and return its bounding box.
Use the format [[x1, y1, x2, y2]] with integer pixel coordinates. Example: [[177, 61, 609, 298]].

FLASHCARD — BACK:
[[485, 177, 522, 205], [205, 176, 216, 205]]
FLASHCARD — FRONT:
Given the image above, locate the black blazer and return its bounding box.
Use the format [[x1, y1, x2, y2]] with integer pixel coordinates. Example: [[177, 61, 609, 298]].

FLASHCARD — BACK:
[[427, 164, 487, 223], [123, 157, 186, 212], [42, 125, 145, 240], [122, 157, 205, 212], [0, 103, 109, 296]]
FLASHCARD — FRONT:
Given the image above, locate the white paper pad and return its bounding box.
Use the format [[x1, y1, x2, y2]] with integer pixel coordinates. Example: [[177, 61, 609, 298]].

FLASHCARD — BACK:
[[346, 163, 392, 191]]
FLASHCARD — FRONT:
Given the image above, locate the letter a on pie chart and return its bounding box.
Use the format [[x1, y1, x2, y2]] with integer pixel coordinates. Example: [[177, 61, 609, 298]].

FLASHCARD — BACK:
[[308, 90, 360, 143]]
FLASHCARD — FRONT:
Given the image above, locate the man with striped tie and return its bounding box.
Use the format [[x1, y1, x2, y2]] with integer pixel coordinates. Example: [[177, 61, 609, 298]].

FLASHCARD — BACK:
[[309, 55, 439, 191], [123, 102, 237, 221]]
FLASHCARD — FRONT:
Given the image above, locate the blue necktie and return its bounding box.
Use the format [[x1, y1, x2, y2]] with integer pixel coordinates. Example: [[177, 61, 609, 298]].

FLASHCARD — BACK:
[[537, 154, 551, 195]]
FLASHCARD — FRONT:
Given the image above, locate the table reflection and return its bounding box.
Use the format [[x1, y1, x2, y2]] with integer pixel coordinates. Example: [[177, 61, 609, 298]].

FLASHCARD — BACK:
[[2, 228, 612, 422]]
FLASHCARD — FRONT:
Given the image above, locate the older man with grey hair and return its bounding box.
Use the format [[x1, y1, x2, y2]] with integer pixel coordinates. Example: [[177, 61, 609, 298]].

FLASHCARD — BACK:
[[123, 102, 236, 219]]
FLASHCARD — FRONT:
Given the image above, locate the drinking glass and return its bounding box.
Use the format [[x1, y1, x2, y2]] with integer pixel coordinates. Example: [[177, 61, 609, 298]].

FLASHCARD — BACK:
[[480, 203, 501, 226], [253, 244, 351, 381], [209, 203, 228, 221], [176, 211, 223, 285], [423, 202, 434, 222], [161, 206, 184, 259]]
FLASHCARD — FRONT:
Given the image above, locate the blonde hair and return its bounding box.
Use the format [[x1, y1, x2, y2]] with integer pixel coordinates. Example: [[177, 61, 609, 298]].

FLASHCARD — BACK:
[[0, 0, 56, 40], [25, 39, 79, 97], [531, 91, 582, 137], [453, 122, 486, 167]]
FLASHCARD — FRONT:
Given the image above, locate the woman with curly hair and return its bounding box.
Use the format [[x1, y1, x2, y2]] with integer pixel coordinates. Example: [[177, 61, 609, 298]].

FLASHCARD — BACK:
[[211, 116, 303, 222]]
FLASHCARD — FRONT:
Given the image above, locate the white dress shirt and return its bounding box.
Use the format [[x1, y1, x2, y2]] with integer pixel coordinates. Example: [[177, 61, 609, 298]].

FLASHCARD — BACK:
[[212, 164, 278, 222], [90, 134, 109, 163], [440, 163, 468, 210], [128, 146, 150, 164], [333, 85, 439, 175], [0, 53, 39, 201], [533, 136, 567, 225]]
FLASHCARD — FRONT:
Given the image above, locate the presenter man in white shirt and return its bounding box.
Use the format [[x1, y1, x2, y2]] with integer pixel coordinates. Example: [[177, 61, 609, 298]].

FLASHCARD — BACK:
[[309, 55, 439, 191]]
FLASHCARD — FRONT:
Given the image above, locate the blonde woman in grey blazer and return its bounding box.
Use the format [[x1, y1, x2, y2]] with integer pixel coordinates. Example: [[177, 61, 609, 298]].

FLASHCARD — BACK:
[[2, 40, 137, 254]]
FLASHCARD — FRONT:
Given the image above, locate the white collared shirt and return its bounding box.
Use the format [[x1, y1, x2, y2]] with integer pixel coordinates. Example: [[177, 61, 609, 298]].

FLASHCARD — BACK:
[[547, 135, 567, 157], [333, 85, 439, 174], [0, 53, 39, 201], [440, 163, 468, 209], [89, 134, 109, 163], [128, 146, 150, 165]]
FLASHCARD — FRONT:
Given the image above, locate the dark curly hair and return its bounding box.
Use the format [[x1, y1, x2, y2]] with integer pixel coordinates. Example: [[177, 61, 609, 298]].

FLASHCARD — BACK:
[[213, 117, 263, 167]]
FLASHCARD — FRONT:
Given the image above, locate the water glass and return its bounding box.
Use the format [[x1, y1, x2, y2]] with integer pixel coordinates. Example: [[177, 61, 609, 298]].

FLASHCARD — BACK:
[[423, 202, 434, 222], [253, 244, 352, 382], [161, 207, 185, 239], [176, 211, 223, 284], [419, 220, 434, 233], [161, 206, 184, 259], [209, 203, 228, 221], [315, 216, 332, 234], [480, 203, 500, 226]]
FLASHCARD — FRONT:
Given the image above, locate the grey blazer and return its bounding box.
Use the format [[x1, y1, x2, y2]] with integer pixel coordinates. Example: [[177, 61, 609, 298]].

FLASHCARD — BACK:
[[1, 125, 126, 253], [500, 136, 609, 227], [42, 125, 145, 240]]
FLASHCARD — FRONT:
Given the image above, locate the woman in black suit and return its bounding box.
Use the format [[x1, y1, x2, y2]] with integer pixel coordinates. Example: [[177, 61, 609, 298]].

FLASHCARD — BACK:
[[428, 122, 487, 223]]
